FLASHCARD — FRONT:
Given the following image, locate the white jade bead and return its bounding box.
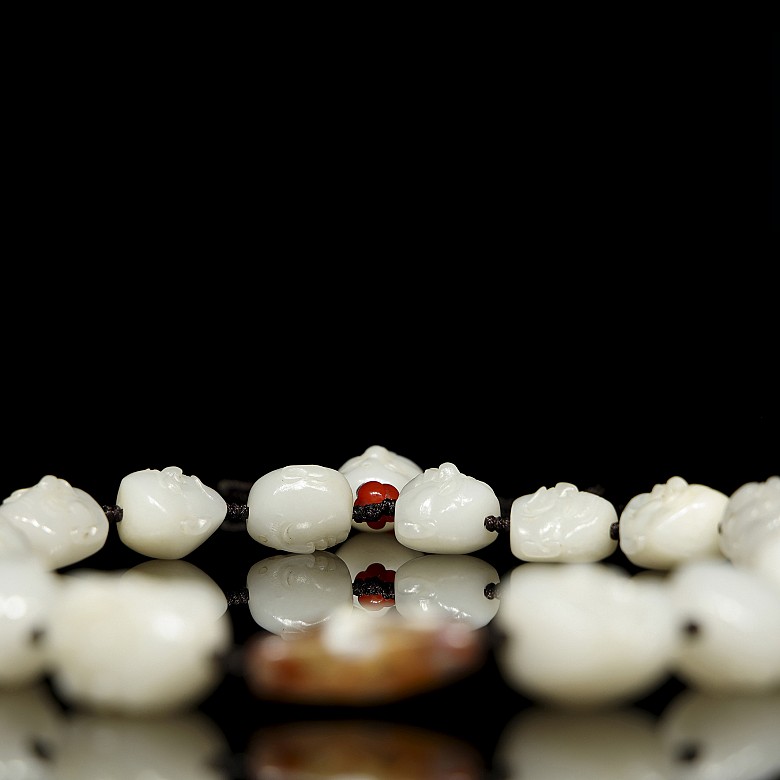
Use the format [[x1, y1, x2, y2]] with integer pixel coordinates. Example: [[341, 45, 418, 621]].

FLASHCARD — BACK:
[[47, 570, 232, 715], [509, 482, 618, 563], [116, 466, 227, 559], [0, 475, 108, 569], [0, 518, 33, 556], [657, 689, 780, 780], [750, 535, 780, 592], [494, 562, 678, 707], [718, 476, 780, 586], [339, 444, 423, 532], [247, 465, 353, 553], [667, 558, 780, 693], [0, 552, 60, 687], [246, 552, 353, 636], [618, 476, 729, 570], [394, 462, 499, 554], [394, 554, 501, 629]]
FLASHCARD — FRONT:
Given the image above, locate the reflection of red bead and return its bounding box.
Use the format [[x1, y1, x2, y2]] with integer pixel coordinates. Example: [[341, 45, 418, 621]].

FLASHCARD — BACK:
[[363, 562, 394, 582], [367, 517, 389, 530], [358, 593, 390, 610], [355, 482, 399, 530], [355, 562, 395, 583], [354, 481, 400, 506], [355, 562, 396, 609]]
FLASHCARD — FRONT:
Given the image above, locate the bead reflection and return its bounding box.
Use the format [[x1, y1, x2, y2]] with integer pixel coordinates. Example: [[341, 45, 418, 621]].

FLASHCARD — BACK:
[[246, 552, 354, 635], [394, 554, 501, 629], [0, 682, 230, 779], [53, 710, 231, 780], [246, 719, 486, 780], [47, 568, 233, 715], [493, 562, 677, 707], [658, 689, 780, 779], [336, 532, 423, 614], [247, 550, 504, 633], [666, 559, 780, 694], [0, 684, 65, 779], [123, 558, 229, 618], [0, 546, 60, 687], [244, 550, 497, 705], [493, 705, 666, 780]]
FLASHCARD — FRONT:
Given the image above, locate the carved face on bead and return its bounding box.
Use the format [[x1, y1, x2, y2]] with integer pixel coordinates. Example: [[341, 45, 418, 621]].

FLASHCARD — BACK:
[[339, 445, 423, 533], [394, 462, 500, 554], [116, 466, 227, 559], [509, 482, 618, 563], [718, 476, 780, 564], [246, 466, 354, 554], [0, 475, 108, 569], [618, 476, 729, 570]]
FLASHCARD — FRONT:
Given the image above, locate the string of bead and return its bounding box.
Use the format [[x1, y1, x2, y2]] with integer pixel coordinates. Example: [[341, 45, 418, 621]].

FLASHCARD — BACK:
[[1, 445, 779, 722], [101, 496, 396, 529]]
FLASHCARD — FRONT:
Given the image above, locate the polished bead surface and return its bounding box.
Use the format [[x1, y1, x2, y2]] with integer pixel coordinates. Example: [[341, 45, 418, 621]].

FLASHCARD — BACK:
[[667, 558, 780, 693], [509, 482, 618, 562], [494, 562, 678, 707], [0, 519, 33, 556], [394, 462, 499, 553], [618, 476, 729, 570], [718, 476, 780, 589], [339, 445, 423, 533], [46, 570, 233, 715], [247, 465, 353, 553], [116, 466, 227, 559], [750, 535, 780, 592], [0, 475, 108, 569]]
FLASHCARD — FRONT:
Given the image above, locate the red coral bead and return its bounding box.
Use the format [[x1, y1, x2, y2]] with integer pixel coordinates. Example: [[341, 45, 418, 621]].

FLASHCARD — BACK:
[[354, 481, 400, 506]]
